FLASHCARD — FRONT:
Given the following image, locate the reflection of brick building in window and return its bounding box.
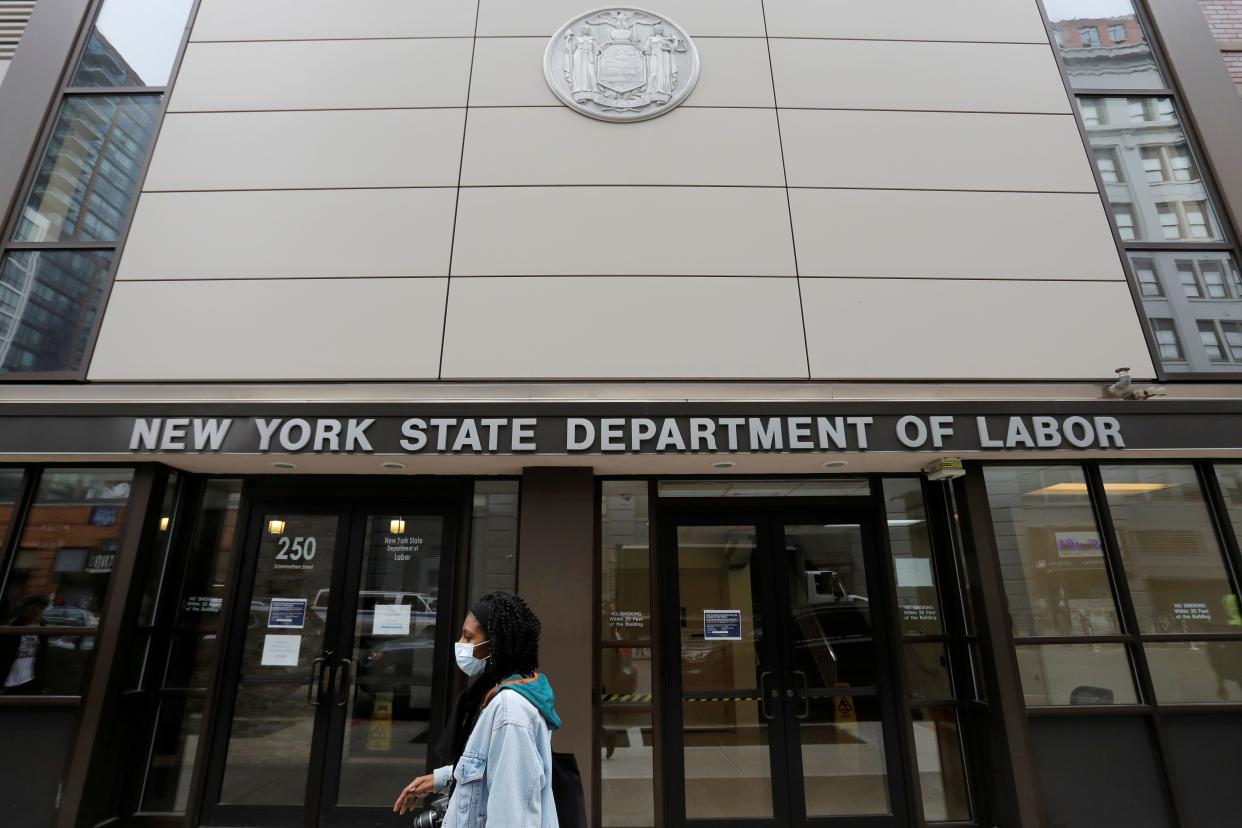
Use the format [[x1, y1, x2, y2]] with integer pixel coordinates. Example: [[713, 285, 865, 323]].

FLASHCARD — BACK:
[[10, 503, 129, 617], [1200, 0, 1242, 94]]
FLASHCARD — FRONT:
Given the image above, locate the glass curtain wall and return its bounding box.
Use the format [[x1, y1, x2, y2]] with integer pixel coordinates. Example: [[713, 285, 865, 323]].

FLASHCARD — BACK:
[[599, 481, 657, 828], [983, 463, 1242, 828], [0, 0, 193, 375], [882, 480, 973, 822], [1044, 0, 1242, 374]]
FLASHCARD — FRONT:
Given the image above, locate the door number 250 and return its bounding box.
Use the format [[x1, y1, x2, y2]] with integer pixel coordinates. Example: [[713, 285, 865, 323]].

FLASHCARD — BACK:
[[276, 536, 318, 561]]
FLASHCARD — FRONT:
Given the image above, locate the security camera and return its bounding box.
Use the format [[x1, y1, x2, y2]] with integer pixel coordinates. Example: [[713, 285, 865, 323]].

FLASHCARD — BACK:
[[1106, 367, 1165, 400]]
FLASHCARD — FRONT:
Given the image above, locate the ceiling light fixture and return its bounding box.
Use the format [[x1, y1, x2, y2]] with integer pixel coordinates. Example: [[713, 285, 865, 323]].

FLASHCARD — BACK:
[[272, 461, 296, 470], [822, 460, 848, 469], [381, 461, 406, 470], [712, 461, 736, 470], [1025, 482, 1177, 496]]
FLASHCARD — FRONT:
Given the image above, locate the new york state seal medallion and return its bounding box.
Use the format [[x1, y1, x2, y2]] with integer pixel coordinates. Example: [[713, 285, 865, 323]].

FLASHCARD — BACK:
[[544, 7, 700, 122]]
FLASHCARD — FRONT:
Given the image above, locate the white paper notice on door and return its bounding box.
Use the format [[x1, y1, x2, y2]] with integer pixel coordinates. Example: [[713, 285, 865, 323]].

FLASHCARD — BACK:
[[373, 604, 412, 636], [261, 634, 302, 667], [894, 558, 934, 588]]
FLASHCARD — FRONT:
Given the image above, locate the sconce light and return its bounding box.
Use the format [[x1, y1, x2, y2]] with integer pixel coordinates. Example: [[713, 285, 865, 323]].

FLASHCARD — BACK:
[[267, 519, 287, 536], [390, 518, 406, 535], [159, 516, 171, 532]]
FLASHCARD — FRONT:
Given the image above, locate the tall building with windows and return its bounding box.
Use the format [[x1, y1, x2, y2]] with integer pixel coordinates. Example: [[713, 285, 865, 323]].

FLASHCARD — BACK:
[[1, 2, 1242, 828]]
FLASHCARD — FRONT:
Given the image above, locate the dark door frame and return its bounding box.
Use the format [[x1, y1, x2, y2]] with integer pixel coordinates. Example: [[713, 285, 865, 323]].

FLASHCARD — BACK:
[[656, 497, 912, 828], [197, 493, 462, 828]]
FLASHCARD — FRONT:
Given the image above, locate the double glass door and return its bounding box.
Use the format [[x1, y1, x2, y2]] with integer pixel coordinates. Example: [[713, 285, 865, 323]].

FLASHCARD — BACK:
[[663, 507, 908, 828], [202, 501, 455, 827]]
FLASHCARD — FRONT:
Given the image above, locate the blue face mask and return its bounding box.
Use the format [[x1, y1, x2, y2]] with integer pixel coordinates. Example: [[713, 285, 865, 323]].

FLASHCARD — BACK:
[[454, 640, 490, 677]]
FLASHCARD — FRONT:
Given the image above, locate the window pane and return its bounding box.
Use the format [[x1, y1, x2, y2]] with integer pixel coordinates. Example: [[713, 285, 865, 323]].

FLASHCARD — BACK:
[[602, 646, 652, 702], [1044, 0, 1165, 89], [14, 95, 161, 243], [138, 696, 204, 812], [1, 633, 95, 695], [1080, 98, 1224, 244], [0, 250, 114, 374], [467, 480, 519, 600], [1135, 253, 1242, 373], [602, 482, 650, 641], [69, 0, 194, 88], [601, 710, 654, 828], [1100, 465, 1240, 634], [911, 707, 972, 821], [883, 479, 943, 635], [983, 466, 1122, 637], [0, 470, 26, 547], [1016, 643, 1138, 706], [0, 469, 135, 629], [136, 473, 181, 628], [1145, 641, 1242, 703], [1213, 465, 1242, 555], [1197, 321, 1226, 362], [905, 643, 952, 700], [175, 480, 242, 630]]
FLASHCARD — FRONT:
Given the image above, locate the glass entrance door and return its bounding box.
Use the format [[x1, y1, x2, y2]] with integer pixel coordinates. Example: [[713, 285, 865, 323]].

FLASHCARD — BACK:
[[663, 508, 908, 828], [202, 501, 454, 827]]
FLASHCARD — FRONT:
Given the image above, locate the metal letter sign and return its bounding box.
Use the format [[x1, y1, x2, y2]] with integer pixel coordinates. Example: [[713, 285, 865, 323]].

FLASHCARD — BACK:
[[545, 7, 700, 122]]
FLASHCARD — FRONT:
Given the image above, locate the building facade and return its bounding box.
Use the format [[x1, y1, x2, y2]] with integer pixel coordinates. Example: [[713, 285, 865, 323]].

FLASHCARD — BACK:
[[1, 1, 1242, 827]]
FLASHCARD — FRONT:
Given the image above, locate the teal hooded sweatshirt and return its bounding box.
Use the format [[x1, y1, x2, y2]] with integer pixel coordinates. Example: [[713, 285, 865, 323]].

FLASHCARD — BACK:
[[496, 672, 562, 730]]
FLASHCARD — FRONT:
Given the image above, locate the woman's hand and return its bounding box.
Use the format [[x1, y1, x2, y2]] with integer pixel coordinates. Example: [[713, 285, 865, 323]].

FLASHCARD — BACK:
[[393, 774, 436, 814]]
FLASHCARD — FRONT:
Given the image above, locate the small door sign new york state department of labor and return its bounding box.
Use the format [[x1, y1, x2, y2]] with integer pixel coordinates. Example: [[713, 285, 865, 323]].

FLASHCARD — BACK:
[[545, 7, 700, 122]]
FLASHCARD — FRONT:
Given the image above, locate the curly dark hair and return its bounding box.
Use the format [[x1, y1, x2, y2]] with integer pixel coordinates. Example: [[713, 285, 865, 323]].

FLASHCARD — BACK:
[[472, 591, 541, 678]]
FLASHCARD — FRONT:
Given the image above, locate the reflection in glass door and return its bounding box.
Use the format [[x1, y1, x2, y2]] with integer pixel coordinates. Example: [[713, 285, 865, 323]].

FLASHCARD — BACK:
[[664, 510, 907, 828], [205, 503, 454, 827], [217, 511, 342, 821], [325, 513, 445, 816]]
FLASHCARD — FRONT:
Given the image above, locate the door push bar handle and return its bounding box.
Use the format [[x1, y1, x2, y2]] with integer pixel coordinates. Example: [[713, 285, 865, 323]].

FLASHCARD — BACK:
[[759, 670, 776, 720], [794, 670, 810, 720], [336, 658, 354, 707], [308, 657, 327, 706]]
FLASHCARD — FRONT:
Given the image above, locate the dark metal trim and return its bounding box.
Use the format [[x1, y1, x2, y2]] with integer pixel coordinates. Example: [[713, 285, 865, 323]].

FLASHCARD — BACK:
[[57, 464, 169, 828], [955, 466, 1046, 828], [1082, 465, 1189, 825]]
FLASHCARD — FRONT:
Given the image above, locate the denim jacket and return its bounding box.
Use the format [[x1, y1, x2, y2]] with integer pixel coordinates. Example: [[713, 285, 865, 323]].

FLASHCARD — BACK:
[[432, 687, 559, 828]]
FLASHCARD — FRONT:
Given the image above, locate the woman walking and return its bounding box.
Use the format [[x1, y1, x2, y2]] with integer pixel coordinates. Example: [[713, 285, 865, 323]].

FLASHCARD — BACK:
[[394, 592, 560, 827]]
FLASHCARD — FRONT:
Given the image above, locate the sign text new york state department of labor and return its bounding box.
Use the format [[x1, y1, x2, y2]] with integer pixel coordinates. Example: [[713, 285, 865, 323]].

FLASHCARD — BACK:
[[127, 414, 1130, 455]]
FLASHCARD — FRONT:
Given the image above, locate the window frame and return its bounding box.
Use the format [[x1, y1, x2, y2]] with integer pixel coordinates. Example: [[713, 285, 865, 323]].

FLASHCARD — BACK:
[[977, 459, 1242, 828], [0, 0, 197, 381]]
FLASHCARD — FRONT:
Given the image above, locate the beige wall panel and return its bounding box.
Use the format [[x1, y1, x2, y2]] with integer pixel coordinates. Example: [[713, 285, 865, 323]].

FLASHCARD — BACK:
[[769, 40, 1071, 113], [780, 110, 1095, 192], [143, 109, 465, 191], [801, 278, 1155, 379], [461, 107, 783, 186], [441, 277, 808, 379], [190, 0, 476, 41], [790, 190, 1124, 280], [469, 38, 559, 107], [0, 62, 8, 89], [119, 189, 456, 279], [763, 0, 1049, 42], [88, 278, 448, 381], [169, 40, 473, 112], [469, 36, 774, 107], [452, 187, 796, 276], [476, 0, 764, 36]]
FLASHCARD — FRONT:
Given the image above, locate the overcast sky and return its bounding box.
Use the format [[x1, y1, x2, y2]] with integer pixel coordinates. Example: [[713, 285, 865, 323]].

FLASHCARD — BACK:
[[1043, 0, 1136, 21], [95, 0, 192, 84]]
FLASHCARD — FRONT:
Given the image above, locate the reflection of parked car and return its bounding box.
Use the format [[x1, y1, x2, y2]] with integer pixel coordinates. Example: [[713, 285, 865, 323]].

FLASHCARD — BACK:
[[313, 590, 437, 637], [357, 636, 436, 712], [42, 606, 99, 627]]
